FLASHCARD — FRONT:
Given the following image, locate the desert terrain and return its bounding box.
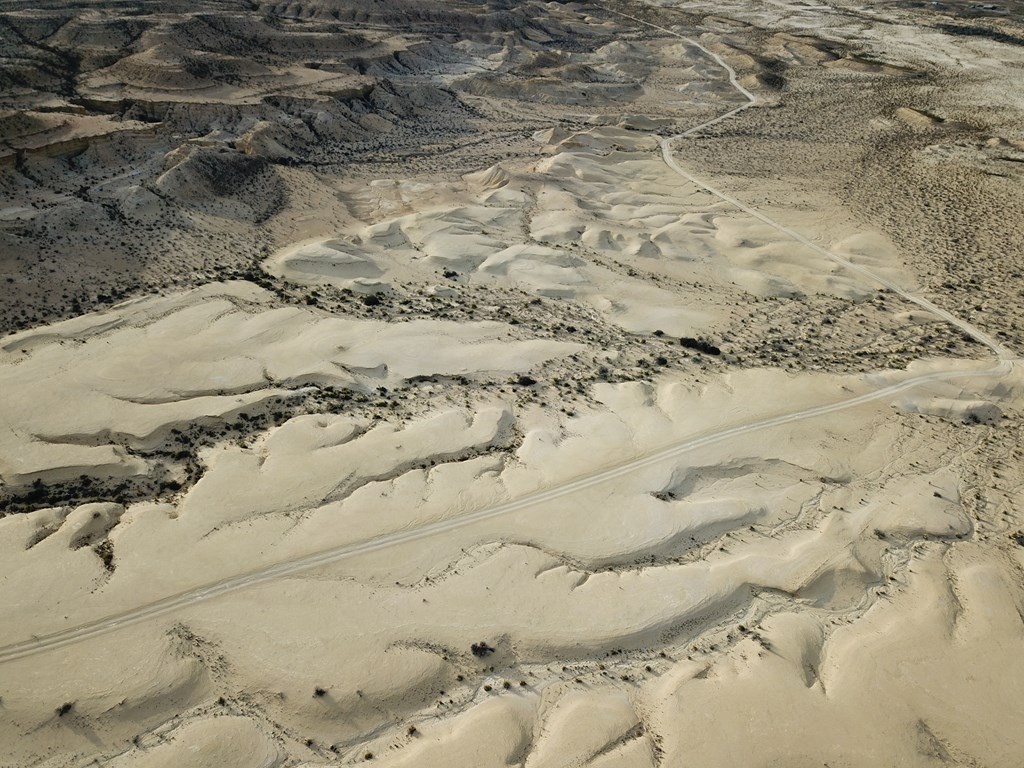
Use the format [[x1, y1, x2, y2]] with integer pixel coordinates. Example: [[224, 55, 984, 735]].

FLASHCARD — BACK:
[[1, 0, 1024, 765]]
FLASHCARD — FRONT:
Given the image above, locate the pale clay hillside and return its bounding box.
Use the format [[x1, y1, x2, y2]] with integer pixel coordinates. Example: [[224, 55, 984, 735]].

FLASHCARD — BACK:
[[1, 0, 1024, 766]]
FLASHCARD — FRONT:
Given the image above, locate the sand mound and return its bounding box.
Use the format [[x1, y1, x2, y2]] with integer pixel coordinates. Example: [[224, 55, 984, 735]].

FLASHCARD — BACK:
[[894, 106, 945, 130], [107, 716, 283, 768], [0, 281, 580, 487], [274, 239, 384, 280], [463, 163, 511, 191], [898, 395, 1003, 423]]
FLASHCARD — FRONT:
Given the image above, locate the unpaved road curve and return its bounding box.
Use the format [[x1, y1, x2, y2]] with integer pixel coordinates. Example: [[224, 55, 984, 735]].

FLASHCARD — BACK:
[[0, 6, 1014, 665], [606, 5, 1011, 360]]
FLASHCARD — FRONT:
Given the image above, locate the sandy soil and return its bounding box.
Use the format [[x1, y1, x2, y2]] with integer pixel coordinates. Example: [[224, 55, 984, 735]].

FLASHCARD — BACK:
[[2, 0, 1024, 766]]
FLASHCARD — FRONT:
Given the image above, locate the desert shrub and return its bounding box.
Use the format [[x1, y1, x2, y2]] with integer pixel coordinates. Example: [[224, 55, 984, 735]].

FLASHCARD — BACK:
[[679, 337, 721, 355], [470, 641, 494, 657]]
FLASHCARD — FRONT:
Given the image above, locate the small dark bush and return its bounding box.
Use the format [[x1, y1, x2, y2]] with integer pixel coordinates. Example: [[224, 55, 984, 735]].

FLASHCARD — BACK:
[[516, 375, 536, 387], [679, 337, 721, 355], [470, 641, 495, 657], [94, 540, 115, 571]]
